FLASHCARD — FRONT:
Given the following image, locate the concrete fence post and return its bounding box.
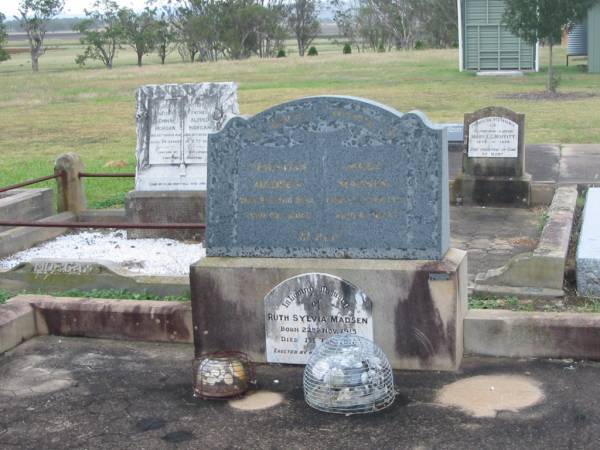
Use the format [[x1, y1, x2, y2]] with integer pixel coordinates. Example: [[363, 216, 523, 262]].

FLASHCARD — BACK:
[[55, 153, 86, 214]]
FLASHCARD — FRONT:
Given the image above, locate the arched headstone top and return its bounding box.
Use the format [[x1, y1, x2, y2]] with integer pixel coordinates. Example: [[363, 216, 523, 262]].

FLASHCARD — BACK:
[[207, 95, 449, 260]]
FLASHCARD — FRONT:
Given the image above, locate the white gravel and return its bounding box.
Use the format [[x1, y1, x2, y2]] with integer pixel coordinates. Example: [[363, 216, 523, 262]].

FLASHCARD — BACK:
[[0, 230, 205, 276]]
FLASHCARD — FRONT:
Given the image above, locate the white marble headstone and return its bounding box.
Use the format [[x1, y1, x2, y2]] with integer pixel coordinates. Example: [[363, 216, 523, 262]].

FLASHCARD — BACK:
[[135, 83, 239, 191]]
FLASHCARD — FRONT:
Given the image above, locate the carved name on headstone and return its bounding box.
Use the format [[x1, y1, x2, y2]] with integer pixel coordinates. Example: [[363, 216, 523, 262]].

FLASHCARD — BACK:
[[264, 273, 373, 365]]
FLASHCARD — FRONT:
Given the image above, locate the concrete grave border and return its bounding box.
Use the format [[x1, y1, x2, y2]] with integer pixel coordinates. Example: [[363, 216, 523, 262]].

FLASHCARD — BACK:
[[473, 185, 578, 297], [4, 295, 600, 363], [0, 295, 193, 354]]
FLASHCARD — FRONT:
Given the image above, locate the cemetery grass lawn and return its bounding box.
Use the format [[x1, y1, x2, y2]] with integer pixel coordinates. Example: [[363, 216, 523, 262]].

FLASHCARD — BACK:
[[1, 39, 599, 207]]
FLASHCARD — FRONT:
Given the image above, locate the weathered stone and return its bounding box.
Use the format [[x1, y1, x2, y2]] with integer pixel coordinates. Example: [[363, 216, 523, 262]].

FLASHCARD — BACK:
[[0, 212, 75, 259], [190, 249, 468, 371], [453, 106, 531, 206], [0, 188, 54, 233], [1, 295, 193, 345], [135, 83, 238, 191], [0, 258, 189, 297], [0, 300, 36, 353], [577, 188, 600, 296], [463, 106, 525, 177], [264, 273, 373, 364], [474, 185, 577, 297], [206, 96, 449, 260], [465, 309, 600, 360], [125, 191, 205, 240], [55, 153, 86, 213]]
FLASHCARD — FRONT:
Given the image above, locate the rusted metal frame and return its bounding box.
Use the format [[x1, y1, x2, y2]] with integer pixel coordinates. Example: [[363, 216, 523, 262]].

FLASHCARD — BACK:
[[0, 173, 62, 194], [0, 221, 205, 230], [78, 172, 136, 178]]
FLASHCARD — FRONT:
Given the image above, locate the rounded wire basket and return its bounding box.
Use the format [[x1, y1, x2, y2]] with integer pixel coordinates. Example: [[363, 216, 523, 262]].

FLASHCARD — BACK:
[[303, 335, 395, 414], [193, 350, 254, 399]]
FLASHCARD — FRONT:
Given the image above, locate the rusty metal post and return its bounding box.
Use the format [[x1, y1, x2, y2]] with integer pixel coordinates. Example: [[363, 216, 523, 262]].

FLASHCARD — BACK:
[[55, 153, 87, 214]]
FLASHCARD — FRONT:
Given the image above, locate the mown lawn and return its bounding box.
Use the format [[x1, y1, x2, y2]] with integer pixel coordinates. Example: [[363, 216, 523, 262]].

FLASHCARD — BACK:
[[1, 38, 599, 207]]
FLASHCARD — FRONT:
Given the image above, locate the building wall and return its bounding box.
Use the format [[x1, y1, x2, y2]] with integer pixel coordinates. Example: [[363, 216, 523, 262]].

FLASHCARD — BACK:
[[461, 0, 536, 71], [589, 3, 600, 73]]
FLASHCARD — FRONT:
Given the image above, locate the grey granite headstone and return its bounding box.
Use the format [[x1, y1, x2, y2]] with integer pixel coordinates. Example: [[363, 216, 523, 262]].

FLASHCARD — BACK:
[[577, 188, 600, 296], [463, 106, 525, 177], [206, 96, 449, 260], [135, 83, 238, 191], [264, 272, 373, 365]]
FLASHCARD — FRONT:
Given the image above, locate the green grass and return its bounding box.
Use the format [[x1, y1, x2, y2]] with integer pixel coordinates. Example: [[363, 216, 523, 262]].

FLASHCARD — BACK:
[[1, 38, 599, 206], [469, 295, 534, 311], [0, 287, 190, 303]]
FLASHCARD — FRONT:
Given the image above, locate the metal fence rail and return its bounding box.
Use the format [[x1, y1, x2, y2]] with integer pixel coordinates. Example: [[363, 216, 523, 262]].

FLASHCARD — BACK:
[[0, 170, 203, 230], [0, 173, 63, 194], [0, 221, 205, 230], [78, 172, 135, 178]]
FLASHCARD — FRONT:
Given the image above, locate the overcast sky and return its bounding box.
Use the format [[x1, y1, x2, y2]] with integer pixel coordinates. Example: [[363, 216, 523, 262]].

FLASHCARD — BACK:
[[2, 0, 152, 18]]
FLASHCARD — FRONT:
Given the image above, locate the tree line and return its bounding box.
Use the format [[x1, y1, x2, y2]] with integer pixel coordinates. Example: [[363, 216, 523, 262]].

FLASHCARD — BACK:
[[0, 0, 463, 71]]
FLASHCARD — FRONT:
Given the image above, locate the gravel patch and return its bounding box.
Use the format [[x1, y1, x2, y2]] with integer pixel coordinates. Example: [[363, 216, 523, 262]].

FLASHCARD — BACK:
[[0, 230, 205, 275]]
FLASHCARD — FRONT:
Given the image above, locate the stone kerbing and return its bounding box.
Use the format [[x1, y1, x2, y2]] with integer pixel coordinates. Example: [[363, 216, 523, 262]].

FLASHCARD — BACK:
[[465, 309, 600, 359], [0, 295, 193, 353], [473, 185, 577, 297]]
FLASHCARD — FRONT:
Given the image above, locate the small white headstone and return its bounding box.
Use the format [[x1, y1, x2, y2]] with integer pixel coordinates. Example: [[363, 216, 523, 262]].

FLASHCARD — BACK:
[[135, 83, 239, 191], [468, 116, 518, 158], [264, 273, 374, 365]]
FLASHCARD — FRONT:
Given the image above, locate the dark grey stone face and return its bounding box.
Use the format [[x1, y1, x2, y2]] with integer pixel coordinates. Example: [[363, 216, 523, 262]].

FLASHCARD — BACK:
[[264, 272, 373, 364], [463, 106, 526, 178], [206, 96, 449, 260]]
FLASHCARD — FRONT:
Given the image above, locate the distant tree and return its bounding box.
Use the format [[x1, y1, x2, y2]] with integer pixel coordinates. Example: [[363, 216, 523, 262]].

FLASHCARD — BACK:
[[16, 0, 64, 72], [503, 0, 598, 93], [0, 13, 10, 62], [419, 0, 457, 48], [74, 0, 123, 69], [288, 0, 320, 56], [119, 7, 158, 67], [154, 7, 177, 64]]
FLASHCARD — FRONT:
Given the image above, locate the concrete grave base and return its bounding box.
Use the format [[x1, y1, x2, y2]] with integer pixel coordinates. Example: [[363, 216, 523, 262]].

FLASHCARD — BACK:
[[190, 249, 468, 371], [125, 190, 205, 241], [451, 174, 531, 207]]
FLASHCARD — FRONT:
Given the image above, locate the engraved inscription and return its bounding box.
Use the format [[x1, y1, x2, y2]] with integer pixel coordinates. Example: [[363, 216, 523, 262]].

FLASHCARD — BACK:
[[149, 98, 183, 165], [468, 117, 519, 158], [265, 273, 373, 365], [206, 96, 449, 259]]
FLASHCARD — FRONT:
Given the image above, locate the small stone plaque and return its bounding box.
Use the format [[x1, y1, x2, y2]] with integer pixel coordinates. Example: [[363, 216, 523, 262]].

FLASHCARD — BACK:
[[265, 273, 373, 365], [135, 83, 238, 191], [468, 117, 518, 158], [207, 96, 449, 260]]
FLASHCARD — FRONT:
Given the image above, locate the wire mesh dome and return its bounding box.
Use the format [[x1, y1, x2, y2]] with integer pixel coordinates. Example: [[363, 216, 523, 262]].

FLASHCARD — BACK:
[[303, 335, 395, 414]]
